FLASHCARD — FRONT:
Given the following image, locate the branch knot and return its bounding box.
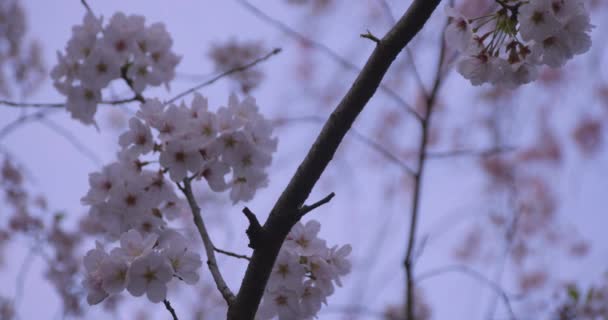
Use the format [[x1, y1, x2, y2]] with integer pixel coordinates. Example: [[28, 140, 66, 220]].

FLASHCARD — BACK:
[[242, 207, 266, 249]]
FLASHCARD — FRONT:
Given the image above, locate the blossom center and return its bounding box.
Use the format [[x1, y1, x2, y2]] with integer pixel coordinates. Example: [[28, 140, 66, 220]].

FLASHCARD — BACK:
[[143, 269, 157, 283]]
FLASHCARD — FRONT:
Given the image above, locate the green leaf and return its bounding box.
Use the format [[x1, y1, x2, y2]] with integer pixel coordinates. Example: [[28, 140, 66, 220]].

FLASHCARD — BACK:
[[567, 285, 580, 302]]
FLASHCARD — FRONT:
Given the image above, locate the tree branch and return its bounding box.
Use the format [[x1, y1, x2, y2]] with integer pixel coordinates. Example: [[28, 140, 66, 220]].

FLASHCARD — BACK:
[[166, 48, 281, 105], [79, 0, 94, 14], [0, 98, 138, 109], [0, 100, 63, 108], [377, 0, 428, 97], [37, 117, 102, 165], [425, 146, 516, 159], [163, 299, 179, 320], [360, 30, 381, 45], [403, 14, 449, 320], [241, 207, 265, 249], [214, 247, 251, 261], [0, 110, 57, 140], [298, 192, 335, 217], [180, 179, 235, 305], [233, 0, 422, 121], [273, 116, 415, 176], [227, 1, 442, 319]]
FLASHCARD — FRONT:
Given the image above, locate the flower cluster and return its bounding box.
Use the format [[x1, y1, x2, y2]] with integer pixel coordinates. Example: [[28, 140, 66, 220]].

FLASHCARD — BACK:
[[138, 93, 278, 203], [83, 229, 201, 304], [257, 220, 352, 320], [51, 12, 180, 124], [446, 0, 593, 87], [82, 93, 276, 303]]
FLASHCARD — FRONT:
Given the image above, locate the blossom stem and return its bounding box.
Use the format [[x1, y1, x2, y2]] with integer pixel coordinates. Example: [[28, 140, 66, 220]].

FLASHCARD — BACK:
[[163, 299, 179, 320], [120, 67, 146, 103], [180, 179, 236, 305], [79, 0, 94, 15]]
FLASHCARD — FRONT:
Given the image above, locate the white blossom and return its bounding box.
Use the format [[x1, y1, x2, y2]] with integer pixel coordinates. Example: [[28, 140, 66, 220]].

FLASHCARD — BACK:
[[446, 0, 593, 87], [65, 85, 100, 124], [259, 220, 352, 319], [284, 220, 327, 256], [519, 0, 561, 42], [162, 239, 202, 284], [52, 12, 179, 125], [119, 118, 154, 156], [126, 252, 173, 303], [99, 250, 129, 294], [444, 6, 473, 52], [159, 139, 203, 182], [82, 244, 109, 305], [118, 229, 158, 261]]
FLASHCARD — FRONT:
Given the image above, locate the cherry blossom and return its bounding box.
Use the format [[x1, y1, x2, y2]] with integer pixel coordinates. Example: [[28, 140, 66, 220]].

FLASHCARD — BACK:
[[446, 0, 593, 87], [126, 252, 173, 303], [51, 12, 179, 124], [258, 220, 352, 319]]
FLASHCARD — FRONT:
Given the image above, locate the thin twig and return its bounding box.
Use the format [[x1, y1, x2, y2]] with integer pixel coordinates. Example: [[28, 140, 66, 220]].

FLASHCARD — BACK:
[[100, 97, 142, 105], [0, 100, 63, 108], [298, 192, 335, 216], [163, 299, 179, 320], [484, 112, 522, 320], [166, 48, 281, 105], [0, 110, 58, 141], [274, 116, 415, 176], [403, 15, 450, 320], [233, 0, 422, 122], [416, 264, 516, 320], [214, 247, 251, 261], [360, 30, 381, 45], [120, 68, 146, 103], [0, 98, 139, 109], [38, 117, 102, 165], [181, 179, 235, 305], [425, 146, 517, 159], [79, 0, 94, 15]]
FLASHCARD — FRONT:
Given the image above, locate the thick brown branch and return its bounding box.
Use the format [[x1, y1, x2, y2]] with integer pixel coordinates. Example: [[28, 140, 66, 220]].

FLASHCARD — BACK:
[[227, 1, 442, 319], [181, 179, 235, 305]]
